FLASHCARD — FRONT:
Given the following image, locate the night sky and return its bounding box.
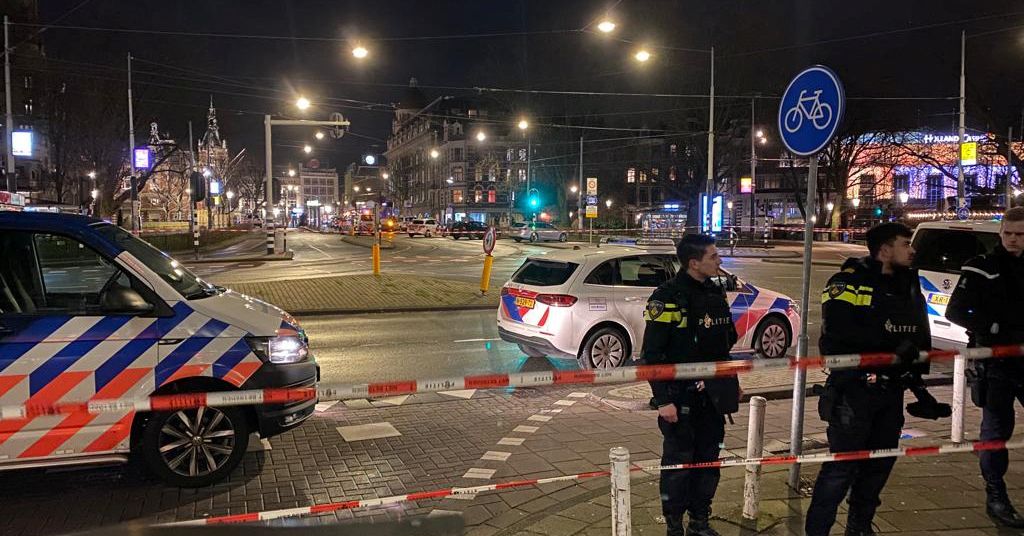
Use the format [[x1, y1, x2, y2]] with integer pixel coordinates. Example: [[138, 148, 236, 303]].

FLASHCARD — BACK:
[[34, 0, 1024, 169]]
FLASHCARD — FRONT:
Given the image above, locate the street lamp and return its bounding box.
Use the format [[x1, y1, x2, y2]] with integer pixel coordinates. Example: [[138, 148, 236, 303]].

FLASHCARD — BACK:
[[518, 119, 529, 130], [354, 186, 360, 192], [315, 131, 325, 140], [288, 169, 296, 177], [352, 46, 369, 59], [382, 171, 389, 180], [898, 191, 910, 204], [366, 187, 372, 193], [295, 97, 311, 111], [446, 176, 454, 184], [87, 171, 96, 179], [826, 201, 835, 212], [91, 189, 98, 199], [430, 148, 439, 159], [303, 144, 313, 154], [634, 49, 651, 62], [476, 131, 487, 142], [852, 198, 861, 208], [597, 20, 616, 33], [570, 185, 578, 194], [605, 199, 613, 208]]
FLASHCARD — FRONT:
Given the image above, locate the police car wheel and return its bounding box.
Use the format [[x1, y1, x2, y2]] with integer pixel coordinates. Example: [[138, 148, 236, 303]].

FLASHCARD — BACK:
[[408, 233, 415, 238], [513, 238, 522, 243], [141, 405, 250, 487], [754, 317, 790, 359], [530, 233, 538, 243], [558, 233, 567, 242], [579, 327, 628, 369]]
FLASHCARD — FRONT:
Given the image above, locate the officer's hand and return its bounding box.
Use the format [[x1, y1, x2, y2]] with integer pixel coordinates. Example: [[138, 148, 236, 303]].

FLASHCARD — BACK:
[[658, 404, 678, 423], [894, 340, 920, 366], [696, 381, 706, 391]]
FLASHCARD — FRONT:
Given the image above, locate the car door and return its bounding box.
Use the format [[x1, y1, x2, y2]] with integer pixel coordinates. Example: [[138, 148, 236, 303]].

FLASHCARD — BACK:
[[0, 230, 162, 461], [610, 255, 675, 356], [542, 223, 560, 241]]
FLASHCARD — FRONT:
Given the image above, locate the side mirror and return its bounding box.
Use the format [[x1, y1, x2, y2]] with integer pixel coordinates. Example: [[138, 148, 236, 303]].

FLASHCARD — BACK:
[[101, 286, 155, 315], [727, 274, 739, 292]]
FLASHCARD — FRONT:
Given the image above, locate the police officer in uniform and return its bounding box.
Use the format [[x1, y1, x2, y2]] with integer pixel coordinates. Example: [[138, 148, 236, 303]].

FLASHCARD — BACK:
[[946, 207, 1024, 528], [806, 223, 948, 536], [641, 234, 739, 536]]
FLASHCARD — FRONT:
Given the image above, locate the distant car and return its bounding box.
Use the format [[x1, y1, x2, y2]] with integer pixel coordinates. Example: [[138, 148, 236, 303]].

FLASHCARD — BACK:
[[399, 217, 416, 232], [911, 220, 1001, 349], [513, 222, 566, 243], [407, 218, 440, 238], [449, 221, 489, 239], [496, 245, 801, 368]]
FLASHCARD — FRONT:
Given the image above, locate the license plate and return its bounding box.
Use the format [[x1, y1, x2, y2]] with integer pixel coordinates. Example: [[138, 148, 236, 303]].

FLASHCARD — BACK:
[[928, 293, 950, 306], [514, 297, 536, 309]]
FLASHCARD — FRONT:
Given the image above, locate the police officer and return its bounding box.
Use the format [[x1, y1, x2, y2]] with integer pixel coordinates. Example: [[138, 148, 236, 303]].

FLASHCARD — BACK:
[[806, 222, 947, 536], [946, 207, 1024, 528], [641, 234, 739, 536]]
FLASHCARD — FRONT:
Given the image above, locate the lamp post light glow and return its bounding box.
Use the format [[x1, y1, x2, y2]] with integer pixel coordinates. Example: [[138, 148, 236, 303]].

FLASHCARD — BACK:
[[570, 185, 578, 194], [382, 171, 389, 179], [605, 199, 613, 208], [87, 171, 96, 179], [430, 148, 439, 159], [315, 131, 325, 140], [288, 169, 296, 177], [303, 144, 312, 154], [852, 198, 861, 208], [354, 186, 360, 192], [352, 46, 368, 59], [476, 131, 487, 142], [826, 201, 835, 212], [518, 119, 529, 130], [597, 20, 616, 33], [91, 189, 99, 199], [899, 191, 910, 204], [295, 97, 311, 110], [634, 50, 651, 62]]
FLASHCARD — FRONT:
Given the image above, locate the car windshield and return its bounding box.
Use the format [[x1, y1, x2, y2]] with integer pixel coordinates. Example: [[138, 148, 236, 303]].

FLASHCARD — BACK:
[[511, 259, 578, 286], [92, 223, 218, 300], [912, 228, 1000, 274]]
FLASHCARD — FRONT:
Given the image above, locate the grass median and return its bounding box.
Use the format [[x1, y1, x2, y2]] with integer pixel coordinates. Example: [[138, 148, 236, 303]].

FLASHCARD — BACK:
[[228, 273, 499, 315]]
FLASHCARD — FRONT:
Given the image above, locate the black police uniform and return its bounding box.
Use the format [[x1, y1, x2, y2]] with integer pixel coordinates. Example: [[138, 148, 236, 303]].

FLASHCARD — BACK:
[[946, 245, 1024, 527], [805, 256, 931, 536], [641, 272, 739, 535]]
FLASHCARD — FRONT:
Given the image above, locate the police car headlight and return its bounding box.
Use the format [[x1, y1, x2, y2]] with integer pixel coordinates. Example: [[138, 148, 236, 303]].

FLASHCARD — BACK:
[[787, 300, 800, 315], [247, 336, 308, 364]]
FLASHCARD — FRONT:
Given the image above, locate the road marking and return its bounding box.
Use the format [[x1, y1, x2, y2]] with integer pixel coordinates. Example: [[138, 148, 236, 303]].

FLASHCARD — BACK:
[[462, 468, 496, 479], [439, 389, 477, 399], [375, 395, 411, 406], [315, 400, 339, 412], [481, 451, 512, 462], [337, 422, 402, 442], [567, 392, 588, 398], [540, 409, 563, 414], [497, 437, 525, 446], [554, 400, 577, 406], [527, 415, 552, 422], [308, 245, 332, 259], [513, 425, 539, 433], [453, 338, 502, 343]]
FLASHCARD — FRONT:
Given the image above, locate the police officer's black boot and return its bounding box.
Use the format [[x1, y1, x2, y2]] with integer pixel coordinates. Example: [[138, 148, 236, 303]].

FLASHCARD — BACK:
[[844, 510, 877, 535], [986, 482, 1024, 528], [665, 515, 685, 536], [685, 508, 721, 536]]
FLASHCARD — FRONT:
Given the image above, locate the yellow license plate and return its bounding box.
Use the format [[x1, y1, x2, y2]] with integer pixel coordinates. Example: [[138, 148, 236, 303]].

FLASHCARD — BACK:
[[928, 293, 950, 306], [514, 297, 536, 309]]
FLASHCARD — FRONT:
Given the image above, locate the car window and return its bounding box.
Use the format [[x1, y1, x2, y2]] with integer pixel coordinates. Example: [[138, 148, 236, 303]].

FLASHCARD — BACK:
[[584, 260, 618, 285], [511, 260, 579, 286], [426, 219, 436, 225], [657, 255, 681, 275], [412, 219, 424, 225], [912, 228, 1000, 274], [617, 255, 673, 288]]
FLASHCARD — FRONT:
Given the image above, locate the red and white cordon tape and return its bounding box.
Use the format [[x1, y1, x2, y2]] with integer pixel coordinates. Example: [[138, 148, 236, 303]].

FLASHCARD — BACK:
[[3, 344, 1022, 421], [161, 438, 1024, 526]]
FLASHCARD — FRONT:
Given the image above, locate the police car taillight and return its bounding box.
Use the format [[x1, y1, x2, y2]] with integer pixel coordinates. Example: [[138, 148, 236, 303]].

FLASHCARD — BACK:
[[537, 294, 578, 307]]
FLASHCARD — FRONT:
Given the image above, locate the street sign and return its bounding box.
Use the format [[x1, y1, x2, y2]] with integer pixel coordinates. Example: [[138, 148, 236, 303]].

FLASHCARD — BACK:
[[586, 205, 598, 218], [330, 112, 346, 139], [778, 65, 845, 156], [586, 195, 598, 205], [133, 147, 151, 170], [586, 177, 597, 196], [961, 141, 978, 166], [740, 177, 754, 194], [956, 206, 970, 221], [483, 227, 496, 255]]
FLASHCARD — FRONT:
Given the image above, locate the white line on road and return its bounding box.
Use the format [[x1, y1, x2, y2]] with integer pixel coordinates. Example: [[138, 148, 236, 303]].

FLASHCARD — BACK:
[[453, 338, 502, 343], [308, 245, 332, 259]]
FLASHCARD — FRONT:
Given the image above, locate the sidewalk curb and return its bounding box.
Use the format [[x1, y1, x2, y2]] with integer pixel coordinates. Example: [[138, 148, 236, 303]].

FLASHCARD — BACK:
[[587, 374, 954, 411], [761, 258, 844, 267], [186, 251, 295, 264], [290, 303, 498, 317]]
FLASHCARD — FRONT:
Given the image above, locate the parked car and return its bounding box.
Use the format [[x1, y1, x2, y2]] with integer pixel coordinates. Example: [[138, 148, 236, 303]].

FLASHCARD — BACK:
[[399, 217, 416, 232], [0, 212, 318, 486], [512, 222, 567, 243], [449, 221, 489, 239], [407, 218, 440, 238], [496, 245, 800, 368], [911, 220, 1001, 349]]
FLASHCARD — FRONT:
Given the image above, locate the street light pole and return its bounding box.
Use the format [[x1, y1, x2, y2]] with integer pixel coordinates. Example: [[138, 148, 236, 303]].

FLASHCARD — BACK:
[[579, 136, 584, 231], [957, 30, 966, 211], [3, 16, 14, 193], [127, 53, 138, 233], [705, 46, 715, 231], [750, 97, 756, 233]]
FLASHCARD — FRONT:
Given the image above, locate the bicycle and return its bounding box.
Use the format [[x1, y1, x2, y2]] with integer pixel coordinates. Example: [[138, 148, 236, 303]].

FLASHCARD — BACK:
[[783, 89, 833, 133]]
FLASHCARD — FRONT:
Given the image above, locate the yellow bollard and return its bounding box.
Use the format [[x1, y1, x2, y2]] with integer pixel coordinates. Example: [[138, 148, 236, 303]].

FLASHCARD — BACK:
[[480, 254, 494, 294], [372, 243, 381, 275]]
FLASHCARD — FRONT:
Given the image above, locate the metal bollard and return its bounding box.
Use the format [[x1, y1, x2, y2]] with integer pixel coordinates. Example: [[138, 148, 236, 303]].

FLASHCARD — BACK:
[[952, 353, 966, 443], [609, 447, 632, 536], [742, 396, 768, 522], [266, 222, 275, 255]]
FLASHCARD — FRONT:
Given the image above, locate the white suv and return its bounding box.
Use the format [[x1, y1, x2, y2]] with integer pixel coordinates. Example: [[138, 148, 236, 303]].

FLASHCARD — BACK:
[[407, 218, 439, 238], [496, 246, 801, 368], [911, 220, 1001, 349]]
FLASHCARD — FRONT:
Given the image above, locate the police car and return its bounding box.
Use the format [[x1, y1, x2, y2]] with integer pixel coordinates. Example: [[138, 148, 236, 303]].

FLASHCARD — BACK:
[[496, 241, 801, 368], [911, 220, 1001, 348], [0, 213, 318, 486]]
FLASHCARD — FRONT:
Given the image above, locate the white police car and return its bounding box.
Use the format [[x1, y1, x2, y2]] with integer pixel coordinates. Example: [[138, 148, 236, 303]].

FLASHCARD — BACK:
[[911, 220, 1001, 348], [0, 213, 318, 486], [496, 242, 801, 368]]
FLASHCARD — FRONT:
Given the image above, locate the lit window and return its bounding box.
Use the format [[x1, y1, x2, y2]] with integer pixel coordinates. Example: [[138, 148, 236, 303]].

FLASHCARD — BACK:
[[474, 189, 483, 203], [453, 190, 464, 203], [627, 167, 636, 183], [488, 189, 496, 203]]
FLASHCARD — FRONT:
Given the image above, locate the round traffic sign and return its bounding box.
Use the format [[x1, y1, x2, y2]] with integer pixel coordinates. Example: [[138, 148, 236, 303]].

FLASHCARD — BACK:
[[956, 206, 970, 221], [330, 112, 346, 139], [777, 65, 845, 156], [483, 227, 496, 255]]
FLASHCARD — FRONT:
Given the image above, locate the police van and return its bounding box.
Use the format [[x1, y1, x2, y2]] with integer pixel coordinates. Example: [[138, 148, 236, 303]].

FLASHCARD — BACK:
[[911, 220, 1001, 349], [0, 213, 318, 486]]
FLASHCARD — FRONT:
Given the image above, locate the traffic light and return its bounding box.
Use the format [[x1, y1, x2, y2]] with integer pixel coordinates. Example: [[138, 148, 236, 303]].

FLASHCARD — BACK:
[[528, 195, 539, 209], [189, 172, 206, 202], [526, 188, 540, 210], [271, 178, 282, 204], [874, 206, 883, 217]]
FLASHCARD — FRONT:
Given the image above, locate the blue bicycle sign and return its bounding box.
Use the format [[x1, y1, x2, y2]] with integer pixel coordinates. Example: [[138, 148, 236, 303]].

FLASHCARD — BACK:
[[777, 66, 845, 156]]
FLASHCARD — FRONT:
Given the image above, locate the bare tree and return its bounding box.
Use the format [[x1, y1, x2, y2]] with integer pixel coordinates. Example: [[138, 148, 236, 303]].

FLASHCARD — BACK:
[[234, 159, 266, 216]]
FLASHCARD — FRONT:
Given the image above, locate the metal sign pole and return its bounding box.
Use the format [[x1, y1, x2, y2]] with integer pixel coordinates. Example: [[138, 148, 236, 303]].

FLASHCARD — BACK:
[[788, 153, 817, 489]]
